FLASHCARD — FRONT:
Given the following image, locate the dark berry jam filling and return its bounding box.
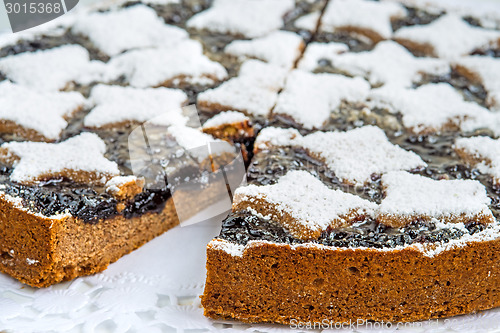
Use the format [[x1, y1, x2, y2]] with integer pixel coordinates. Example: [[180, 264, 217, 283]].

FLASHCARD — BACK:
[[417, 70, 489, 107], [218, 211, 488, 248], [314, 31, 375, 53], [391, 6, 442, 32], [0, 31, 109, 62], [234, 114, 500, 247], [125, 0, 212, 27]]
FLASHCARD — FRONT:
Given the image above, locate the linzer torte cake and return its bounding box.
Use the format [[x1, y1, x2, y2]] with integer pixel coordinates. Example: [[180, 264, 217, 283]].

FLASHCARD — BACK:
[[0, 0, 500, 326]]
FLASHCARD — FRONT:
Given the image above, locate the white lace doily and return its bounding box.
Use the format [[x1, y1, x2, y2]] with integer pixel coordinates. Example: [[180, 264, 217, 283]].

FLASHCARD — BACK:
[[0, 207, 499, 333]]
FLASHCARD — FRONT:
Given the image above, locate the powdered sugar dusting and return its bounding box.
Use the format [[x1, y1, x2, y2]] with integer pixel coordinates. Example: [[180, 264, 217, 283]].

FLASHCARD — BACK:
[[383, 0, 500, 30], [202, 111, 250, 129], [455, 136, 500, 185], [187, 0, 294, 38], [0, 82, 85, 141], [368, 83, 490, 134], [106, 40, 228, 88], [197, 60, 288, 117], [394, 14, 500, 58], [332, 41, 450, 87], [460, 111, 500, 137], [273, 70, 370, 129], [254, 127, 301, 151], [84, 85, 188, 128], [294, 11, 321, 32], [297, 42, 348, 71], [106, 175, 140, 191], [453, 56, 500, 111], [209, 239, 246, 257], [255, 126, 426, 184], [321, 0, 406, 40], [0, 133, 120, 185], [234, 170, 377, 239], [225, 30, 304, 69], [378, 171, 494, 224], [0, 45, 106, 91], [72, 5, 188, 56], [167, 125, 233, 162]]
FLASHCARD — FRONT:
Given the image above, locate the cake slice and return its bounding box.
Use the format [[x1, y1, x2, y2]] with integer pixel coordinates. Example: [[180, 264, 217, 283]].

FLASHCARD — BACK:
[[202, 125, 500, 324]]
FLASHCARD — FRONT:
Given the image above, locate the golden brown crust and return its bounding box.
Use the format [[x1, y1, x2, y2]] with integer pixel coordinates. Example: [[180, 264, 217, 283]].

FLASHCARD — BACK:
[[0, 119, 54, 142], [107, 177, 145, 201], [201, 239, 500, 324], [0, 195, 180, 288], [202, 119, 255, 143]]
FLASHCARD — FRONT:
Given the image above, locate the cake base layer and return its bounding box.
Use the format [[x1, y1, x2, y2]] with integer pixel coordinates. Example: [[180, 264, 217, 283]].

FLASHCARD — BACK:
[[0, 196, 180, 288], [202, 239, 500, 324]]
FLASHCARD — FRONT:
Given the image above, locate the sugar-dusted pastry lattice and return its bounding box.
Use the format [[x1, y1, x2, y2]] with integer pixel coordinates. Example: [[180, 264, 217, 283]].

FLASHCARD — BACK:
[[453, 56, 500, 111], [377, 171, 495, 227], [0, 132, 120, 185], [233, 170, 377, 240], [394, 14, 500, 58], [202, 111, 250, 130], [455, 136, 500, 185], [84, 85, 188, 128], [297, 41, 348, 71], [254, 126, 426, 185], [0, 44, 106, 91], [224, 30, 304, 69], [272, 70, 370, 129], [294, 11, 321, 33], [320, 0, 407, 42], [197, 60, 287, 118], [0, 82, 85, 141], [106, 39, 228, 88], [202, 111, 254, 146], [187, 0, 295, 38], [382, 0, 500, 30], [72, 5, 188, 56], [368, 83, 490, 134], [322, 41, 449, 88]]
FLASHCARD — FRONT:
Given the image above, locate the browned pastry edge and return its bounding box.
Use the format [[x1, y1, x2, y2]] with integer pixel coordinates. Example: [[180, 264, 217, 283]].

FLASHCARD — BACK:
[[156, 74, 224, 88], [0, 119, 53, 142], [197, 100, 250, 117], [377, 212, 496, 228], [202, 238, 500, 324], [334, 26, 383, 44], [232, 195, 367, 240], [202, 119, 255, 143], [0, 106, 84, 143], [393, 38, 437, 57], [455, 147, 500, 186], [0, 195, 180, 288]]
